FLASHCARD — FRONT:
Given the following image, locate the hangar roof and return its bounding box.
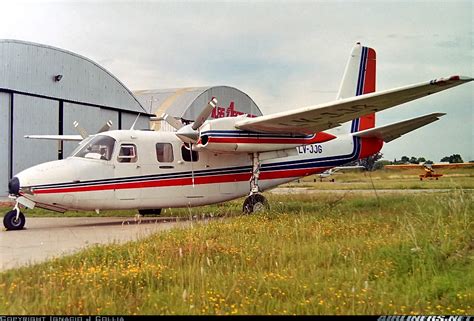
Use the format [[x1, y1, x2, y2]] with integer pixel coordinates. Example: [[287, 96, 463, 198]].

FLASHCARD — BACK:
[[134, 86, 263, 121], [0, 39, 146, 114]]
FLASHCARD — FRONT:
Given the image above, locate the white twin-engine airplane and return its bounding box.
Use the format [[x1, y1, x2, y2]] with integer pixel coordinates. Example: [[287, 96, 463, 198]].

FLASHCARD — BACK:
[[3, 43, 472, 230]]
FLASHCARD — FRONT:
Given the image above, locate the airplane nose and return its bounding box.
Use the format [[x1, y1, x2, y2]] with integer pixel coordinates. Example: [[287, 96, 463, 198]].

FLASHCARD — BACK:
[[8, 177, 20, 195]]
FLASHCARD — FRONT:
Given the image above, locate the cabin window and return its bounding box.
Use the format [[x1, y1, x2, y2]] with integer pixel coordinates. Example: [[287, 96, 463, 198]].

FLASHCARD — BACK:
[[73, 135, 116, 161], [181, 144, 199, 162], [156, 143, 174, 162], [117, 144, 138, 163]]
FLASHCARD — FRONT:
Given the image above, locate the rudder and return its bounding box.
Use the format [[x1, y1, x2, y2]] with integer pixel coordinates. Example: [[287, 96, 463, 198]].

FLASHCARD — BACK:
[[336, 43, 376, 132]]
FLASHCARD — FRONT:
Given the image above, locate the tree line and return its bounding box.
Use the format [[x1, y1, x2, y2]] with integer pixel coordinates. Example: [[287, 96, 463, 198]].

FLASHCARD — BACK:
[[352, 153, 466, 171], [393, 153, 464, 165]]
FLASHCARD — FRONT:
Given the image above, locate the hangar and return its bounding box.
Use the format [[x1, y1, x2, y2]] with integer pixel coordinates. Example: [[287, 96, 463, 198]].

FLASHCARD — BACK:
[[0, 40, 150, 195], [134, 86, 262, 132], [0, 40, 263, 196]]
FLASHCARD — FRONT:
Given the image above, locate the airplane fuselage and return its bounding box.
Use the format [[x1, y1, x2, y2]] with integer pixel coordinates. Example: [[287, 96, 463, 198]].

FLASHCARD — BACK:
[[13, 129, 382, 212]]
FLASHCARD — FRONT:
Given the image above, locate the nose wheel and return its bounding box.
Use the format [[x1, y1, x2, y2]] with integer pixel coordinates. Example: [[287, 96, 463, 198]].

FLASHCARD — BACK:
[[3, 209, 26, 230]]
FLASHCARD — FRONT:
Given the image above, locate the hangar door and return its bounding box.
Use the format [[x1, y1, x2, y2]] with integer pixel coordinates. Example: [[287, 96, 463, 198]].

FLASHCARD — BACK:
[[0, 93, 10, 195], [12, 94, 59, 176]]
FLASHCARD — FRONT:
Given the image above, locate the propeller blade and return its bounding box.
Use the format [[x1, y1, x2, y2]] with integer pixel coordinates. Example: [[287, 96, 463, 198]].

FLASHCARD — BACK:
[[192, 97, 217, 130], [73, 121, 89, 139], [97, 120, 113, 133], [162, 113, 183, 130]]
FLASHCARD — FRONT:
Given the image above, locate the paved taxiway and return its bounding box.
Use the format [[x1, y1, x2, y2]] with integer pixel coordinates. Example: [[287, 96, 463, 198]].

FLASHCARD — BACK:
[[0, 216, 203, 271]]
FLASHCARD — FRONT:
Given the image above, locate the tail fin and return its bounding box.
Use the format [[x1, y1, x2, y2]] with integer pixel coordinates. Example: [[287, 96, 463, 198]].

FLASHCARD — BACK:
[[336, 43, 376, 133]]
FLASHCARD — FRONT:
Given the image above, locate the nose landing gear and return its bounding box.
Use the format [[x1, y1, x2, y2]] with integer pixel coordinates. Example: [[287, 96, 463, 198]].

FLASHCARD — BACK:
[[3, 204, 25, 230]]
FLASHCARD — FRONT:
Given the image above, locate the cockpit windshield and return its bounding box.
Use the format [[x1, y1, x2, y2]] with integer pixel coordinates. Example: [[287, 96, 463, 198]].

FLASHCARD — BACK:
[[72, 135, 116, 161]]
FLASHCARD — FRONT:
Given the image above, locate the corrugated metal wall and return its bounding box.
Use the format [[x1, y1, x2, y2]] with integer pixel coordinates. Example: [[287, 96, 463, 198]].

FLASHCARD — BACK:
[[0, 93, 10, 195], [12, 94, 59, 175], [135, 86, 263, 131], [0, 40, 150, 196], [121, 112, 150, 131], [0, 40, 144, 113], [183, 86, 260, 121]]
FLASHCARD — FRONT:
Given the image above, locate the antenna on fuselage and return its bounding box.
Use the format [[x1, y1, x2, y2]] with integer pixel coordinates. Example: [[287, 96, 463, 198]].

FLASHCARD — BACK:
[[130, 113, 141, 130]]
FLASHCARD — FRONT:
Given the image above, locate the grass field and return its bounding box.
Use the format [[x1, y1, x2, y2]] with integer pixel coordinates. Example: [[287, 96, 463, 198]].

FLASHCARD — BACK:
[[1, 190, 472, 315], [286, 168, 474, 190]]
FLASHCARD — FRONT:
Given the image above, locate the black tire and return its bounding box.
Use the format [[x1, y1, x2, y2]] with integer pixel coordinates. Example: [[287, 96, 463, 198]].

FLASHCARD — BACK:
[[139, 209, 162, 216], [4, 210, 25, 230], [242, 194, 269, 214]]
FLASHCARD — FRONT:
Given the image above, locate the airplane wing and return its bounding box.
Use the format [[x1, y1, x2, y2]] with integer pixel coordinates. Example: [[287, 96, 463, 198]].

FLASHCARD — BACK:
[[352, 113, 445, 142], [24, 135, 84, 141], [333, 165, 365, 171], [384, 164, 423, 169], [431, 163, 474, 169], [235, 75, 472, 134]]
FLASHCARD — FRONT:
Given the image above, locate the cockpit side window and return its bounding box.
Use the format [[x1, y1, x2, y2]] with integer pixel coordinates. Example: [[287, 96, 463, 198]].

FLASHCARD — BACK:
[[118, 144, 138, 163], [73, 135, 116, 161]]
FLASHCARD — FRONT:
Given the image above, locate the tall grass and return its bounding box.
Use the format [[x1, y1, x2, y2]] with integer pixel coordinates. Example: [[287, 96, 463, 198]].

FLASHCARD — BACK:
[[1, 191, 472, 315]]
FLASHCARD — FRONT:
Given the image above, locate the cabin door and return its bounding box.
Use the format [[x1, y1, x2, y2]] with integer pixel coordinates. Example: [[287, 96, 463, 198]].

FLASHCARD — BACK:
[[114, 143, 141, 200]]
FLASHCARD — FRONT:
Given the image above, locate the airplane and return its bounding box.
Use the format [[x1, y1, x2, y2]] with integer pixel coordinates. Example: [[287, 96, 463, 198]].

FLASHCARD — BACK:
[[317, 165, 365, 182], [3, 43, 473, 230], [384, 162, 474, 180]]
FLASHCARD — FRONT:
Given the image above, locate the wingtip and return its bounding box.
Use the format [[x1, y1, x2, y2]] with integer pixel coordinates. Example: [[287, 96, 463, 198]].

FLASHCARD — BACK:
[[430, 75, 473, 86], [457, 75, 474, 82], [447, 75, 473, 82]]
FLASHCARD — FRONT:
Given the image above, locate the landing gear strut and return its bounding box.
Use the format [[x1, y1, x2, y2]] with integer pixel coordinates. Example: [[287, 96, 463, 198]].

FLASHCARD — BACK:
[[243, 153, 269, 214], [3, 203, 25, 230]]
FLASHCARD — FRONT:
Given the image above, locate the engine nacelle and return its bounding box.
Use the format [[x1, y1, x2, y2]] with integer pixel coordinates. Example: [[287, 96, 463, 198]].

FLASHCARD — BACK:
[[195, 116, 336, 153]]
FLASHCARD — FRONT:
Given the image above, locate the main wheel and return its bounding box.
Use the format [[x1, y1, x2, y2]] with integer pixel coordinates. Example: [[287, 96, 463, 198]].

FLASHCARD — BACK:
[[3, 210, 26, 230], [139, 209, 162, 216], [243, 194, 269, 214]]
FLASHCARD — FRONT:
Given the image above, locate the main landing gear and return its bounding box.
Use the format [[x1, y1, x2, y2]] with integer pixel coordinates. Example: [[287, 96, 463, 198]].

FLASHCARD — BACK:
[[243, 153, 269, 214], [3, 203, 25, 231]]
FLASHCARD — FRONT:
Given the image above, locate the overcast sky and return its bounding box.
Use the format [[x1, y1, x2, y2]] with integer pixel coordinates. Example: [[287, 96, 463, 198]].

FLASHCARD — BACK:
[[1, 0, 472, 161]]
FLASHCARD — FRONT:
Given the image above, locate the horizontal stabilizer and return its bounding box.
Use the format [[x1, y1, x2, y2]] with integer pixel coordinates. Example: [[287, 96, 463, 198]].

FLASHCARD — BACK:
[[352, 113, 445, 142], [235, 75, 472, 134], [24, 135, 84, 141]]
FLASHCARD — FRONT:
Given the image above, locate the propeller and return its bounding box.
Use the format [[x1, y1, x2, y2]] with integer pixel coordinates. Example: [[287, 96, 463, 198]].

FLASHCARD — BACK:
[[97, 120, 113, 133], [175, 98, 217, 143], [73, 120, 114, 139], [162, 114, 184, 130], [73, 121, 89, 139], [166, 98, 217, 187]]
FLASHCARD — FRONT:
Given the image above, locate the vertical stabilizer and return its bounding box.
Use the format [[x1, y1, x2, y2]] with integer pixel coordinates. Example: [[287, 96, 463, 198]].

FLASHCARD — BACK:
[[332, 43, 376, 133]]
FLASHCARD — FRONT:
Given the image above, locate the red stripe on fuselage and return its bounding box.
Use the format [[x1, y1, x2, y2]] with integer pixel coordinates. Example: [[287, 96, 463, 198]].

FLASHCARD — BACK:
[[32, 167, 331, 195]]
